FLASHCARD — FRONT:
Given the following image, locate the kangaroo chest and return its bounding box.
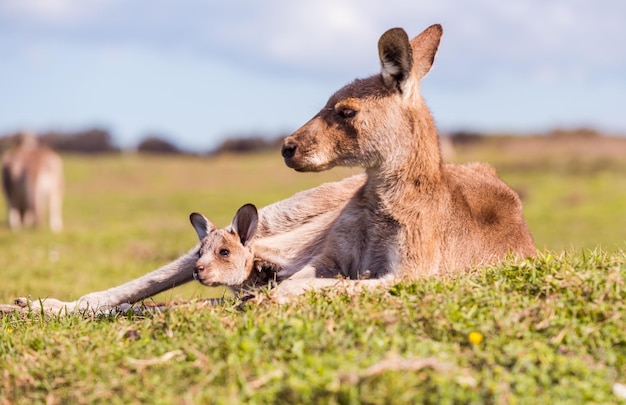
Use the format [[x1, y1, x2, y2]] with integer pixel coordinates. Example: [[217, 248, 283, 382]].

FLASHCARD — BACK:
[[329, 202, 401, 279]]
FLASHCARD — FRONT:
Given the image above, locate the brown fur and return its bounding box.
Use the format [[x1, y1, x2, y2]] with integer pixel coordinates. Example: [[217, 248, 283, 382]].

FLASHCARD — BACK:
[[2, 132, 63, 232], [280, 25, 535, 281]]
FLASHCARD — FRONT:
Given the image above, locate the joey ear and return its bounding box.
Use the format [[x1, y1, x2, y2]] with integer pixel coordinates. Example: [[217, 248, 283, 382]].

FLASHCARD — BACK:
[[190, 212, 216, 241], [232, 204, 258, 246], [409, 24, 443, 81], [378, 27, 413, 92]]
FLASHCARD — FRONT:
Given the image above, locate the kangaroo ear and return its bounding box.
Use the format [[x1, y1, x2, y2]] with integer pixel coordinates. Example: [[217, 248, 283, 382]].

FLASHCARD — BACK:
[[190, 212, 216, 241], [232, 204, 258, 246], [378, 27, 413, 92], [409, 24, 443, 81]]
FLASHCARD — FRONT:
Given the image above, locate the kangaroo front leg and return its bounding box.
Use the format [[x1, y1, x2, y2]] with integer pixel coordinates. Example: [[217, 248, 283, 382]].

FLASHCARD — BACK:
[[15, 246, 200, 314], [49, 189, 63, 233], [284, 264, 318, 280], [7, 207, 22, 230], [286, 253, 347, 280], [14, 296, 78, 313]]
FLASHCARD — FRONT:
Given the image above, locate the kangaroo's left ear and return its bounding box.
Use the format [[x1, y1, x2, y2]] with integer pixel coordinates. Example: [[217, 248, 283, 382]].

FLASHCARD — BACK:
[[378, 27, 413, 92], [232, 204, 258, 246], [190, 212, 216, 240]]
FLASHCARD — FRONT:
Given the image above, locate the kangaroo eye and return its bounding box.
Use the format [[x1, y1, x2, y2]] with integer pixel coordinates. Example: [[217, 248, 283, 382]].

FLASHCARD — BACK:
[[219, 248, 230, 257], [338, 108, 356, 119]]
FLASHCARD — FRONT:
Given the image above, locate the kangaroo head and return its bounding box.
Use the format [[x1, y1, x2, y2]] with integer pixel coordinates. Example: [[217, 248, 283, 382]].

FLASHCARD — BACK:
[[281, 24, 443, 172], [189, 204, 258, 288]]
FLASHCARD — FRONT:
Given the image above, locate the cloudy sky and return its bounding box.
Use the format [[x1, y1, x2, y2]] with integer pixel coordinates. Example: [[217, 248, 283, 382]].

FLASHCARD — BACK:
[[1, 0, 624, 151]]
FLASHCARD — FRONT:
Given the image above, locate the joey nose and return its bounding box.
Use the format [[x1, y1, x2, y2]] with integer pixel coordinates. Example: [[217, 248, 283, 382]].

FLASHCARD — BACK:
[[195, 264, 205, 274], [281, 143, 297, 159]]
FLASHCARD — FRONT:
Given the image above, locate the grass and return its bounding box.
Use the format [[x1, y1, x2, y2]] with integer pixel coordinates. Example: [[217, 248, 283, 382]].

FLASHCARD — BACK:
[[2, 251, 625, 403], [1, 141, 626, 403]]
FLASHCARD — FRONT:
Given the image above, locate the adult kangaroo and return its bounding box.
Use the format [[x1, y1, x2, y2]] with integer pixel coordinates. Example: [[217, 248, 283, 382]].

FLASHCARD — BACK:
[[2, 132, 64, 232], [280, 25, 535, 283]]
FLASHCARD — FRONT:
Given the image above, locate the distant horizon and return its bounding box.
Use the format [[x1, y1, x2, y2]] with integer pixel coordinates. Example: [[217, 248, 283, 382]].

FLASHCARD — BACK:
[[2, 124, 621, 155]]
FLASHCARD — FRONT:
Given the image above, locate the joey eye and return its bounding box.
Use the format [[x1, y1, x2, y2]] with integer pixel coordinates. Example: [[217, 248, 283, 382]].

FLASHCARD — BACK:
[[219, 248, 230, 257], [337, 107, 356, 119]]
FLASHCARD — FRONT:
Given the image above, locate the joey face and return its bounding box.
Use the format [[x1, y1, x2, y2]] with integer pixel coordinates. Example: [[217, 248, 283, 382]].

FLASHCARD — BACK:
[[189, 204, 259, 288], [193, 230, 253, 287]]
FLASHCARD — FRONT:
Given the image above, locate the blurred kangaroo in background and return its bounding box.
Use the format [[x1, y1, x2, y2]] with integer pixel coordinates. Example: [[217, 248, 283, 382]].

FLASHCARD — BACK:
[[278, 24, 535, 292], [2, 132, 63, 232]]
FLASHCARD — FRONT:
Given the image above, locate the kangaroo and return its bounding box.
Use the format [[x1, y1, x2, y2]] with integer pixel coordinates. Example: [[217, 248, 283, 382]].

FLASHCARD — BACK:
[[279, 24, 536, 285], [2, 132, 64, 232], [10, 174, 365, 313]]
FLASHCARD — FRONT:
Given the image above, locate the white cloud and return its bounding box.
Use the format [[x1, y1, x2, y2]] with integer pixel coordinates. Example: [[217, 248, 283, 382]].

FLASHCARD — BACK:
[[3, 0, 623, 82], [0, 0, 111, 23]]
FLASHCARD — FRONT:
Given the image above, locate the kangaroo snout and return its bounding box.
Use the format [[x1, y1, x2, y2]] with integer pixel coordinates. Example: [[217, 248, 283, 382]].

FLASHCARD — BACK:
[[281, 142, 297, 159], [194, 262, 216, 286], [193, 263, 205, 280], [282, 140, 305, 170]]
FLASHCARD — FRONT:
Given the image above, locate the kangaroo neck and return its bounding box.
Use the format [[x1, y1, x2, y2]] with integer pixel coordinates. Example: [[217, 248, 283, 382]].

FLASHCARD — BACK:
[[364, 125, 444, 216], [364, 167, 441, 218]]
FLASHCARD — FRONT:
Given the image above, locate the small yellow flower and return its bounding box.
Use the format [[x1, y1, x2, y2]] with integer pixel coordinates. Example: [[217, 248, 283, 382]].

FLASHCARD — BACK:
[[468, 331, 483, 345]]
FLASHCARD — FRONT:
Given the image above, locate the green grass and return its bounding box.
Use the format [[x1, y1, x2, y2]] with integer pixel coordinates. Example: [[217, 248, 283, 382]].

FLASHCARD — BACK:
[[1, 146, 626, 403], [2, 251, 625, 403]]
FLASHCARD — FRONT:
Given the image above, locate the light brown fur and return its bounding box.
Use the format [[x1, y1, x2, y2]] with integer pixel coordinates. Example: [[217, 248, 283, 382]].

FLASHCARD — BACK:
[[2, 132, 63, 232], [280, 25, 535, 283]]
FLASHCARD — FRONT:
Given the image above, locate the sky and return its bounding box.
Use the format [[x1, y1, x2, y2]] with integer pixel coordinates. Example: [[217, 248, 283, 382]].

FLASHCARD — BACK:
[[1, 0, 625, 151]]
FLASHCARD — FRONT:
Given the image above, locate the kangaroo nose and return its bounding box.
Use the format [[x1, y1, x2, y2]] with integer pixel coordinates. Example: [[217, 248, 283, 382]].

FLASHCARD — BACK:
[[195, 264, 205, 274], [281, 143, 297, 159]]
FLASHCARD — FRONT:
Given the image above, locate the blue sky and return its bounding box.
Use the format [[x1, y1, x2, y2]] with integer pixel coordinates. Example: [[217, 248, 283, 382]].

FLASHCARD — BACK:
[[1, 1, 625, 151]]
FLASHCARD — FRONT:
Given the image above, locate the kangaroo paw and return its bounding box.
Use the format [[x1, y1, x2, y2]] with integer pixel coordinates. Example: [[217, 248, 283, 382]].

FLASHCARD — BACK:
[[13, 296, 77, 314]]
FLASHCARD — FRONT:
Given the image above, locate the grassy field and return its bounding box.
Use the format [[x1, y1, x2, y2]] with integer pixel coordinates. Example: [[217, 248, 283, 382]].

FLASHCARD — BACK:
[[1, 137, 626, 403]]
